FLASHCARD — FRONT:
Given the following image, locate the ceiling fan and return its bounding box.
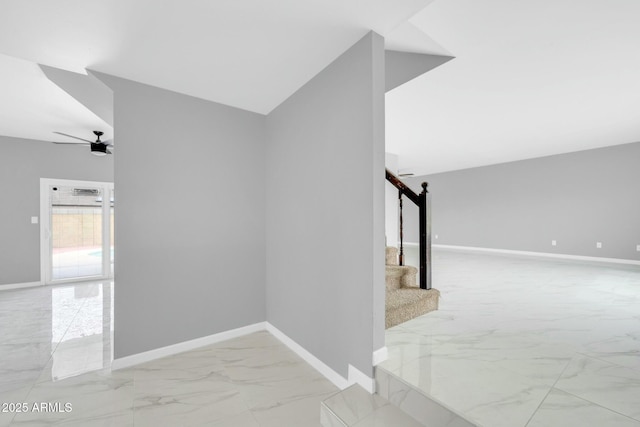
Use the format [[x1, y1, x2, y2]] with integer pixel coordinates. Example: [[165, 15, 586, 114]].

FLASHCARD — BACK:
[[52, 130, 113, 156]]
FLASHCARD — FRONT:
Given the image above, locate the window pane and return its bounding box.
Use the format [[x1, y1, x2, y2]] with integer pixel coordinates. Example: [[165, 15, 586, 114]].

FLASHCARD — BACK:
[[51, 186, 104, 280]]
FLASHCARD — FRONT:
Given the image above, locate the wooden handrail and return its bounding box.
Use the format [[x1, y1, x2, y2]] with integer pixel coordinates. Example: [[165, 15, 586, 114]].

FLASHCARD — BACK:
[[385, 169, 420, 205], [385, 168, 431, 290]]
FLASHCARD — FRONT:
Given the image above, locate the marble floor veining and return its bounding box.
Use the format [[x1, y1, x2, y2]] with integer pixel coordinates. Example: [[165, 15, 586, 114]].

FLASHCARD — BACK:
[[380, 248, 640, 427], [0, 281, 337, 426], [4, 250, 640, 427]]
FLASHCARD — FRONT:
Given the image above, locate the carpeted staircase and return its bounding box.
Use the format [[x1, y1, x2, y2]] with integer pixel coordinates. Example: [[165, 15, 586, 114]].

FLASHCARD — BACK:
[[385, 246, 440, 328]]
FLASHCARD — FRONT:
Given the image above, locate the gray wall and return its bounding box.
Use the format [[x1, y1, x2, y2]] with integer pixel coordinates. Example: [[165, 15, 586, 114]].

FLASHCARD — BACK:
[[403, 142, 640, 261], [265, 32, 386, 378], [93, 73, 267, 358], [0, 135, 114, 286]]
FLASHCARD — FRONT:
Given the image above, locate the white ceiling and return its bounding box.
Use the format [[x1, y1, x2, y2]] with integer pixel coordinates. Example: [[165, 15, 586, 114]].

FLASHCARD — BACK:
[[3, 0, 637, 173], [0, 0, 432, 109], [0, 53, 111, 143], [386, 0, 640, 175], [0, 0, 439, 143]]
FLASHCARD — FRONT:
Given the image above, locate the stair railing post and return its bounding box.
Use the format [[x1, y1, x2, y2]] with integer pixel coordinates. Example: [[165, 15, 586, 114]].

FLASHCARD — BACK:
[[398, 190, 404, 266], [419, 182, 431, 290], [425, 182, 432, 290]]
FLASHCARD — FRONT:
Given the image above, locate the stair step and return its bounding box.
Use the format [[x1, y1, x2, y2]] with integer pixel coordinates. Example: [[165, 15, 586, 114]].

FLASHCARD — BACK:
[[375, 367, 478, 427], [320, 384, 424, 427], [386, 288, 439, 329], [385, 264, 418, 290], [385, 246, 398, 266]]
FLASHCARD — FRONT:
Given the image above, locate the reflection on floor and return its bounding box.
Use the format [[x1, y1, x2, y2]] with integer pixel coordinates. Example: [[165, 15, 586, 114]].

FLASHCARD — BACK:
[[0, 281, 337, 426], [52, 247, 114, 280], [0, 281, 113, 391], [380, 248, 640, 427]]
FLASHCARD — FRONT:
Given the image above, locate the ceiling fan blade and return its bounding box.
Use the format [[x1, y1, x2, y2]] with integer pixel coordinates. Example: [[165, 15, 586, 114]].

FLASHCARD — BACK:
[[106, 149, 113, 155], [52, 141, 90, 146], [103, 139, 114, 147], [53, 131, 94, 143]]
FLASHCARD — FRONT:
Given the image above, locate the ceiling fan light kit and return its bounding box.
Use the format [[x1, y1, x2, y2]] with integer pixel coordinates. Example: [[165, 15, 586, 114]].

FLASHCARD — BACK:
[[91, 143, 108, 156]]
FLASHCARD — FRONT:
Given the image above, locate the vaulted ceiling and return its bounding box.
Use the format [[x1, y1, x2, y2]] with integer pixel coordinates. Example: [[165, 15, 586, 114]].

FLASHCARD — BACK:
[[0, 0, 436, 143], [2, 0, 639, 174]]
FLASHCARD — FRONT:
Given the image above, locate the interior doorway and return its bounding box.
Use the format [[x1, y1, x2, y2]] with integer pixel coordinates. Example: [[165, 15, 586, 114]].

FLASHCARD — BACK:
[[40, 178, 114, 284]]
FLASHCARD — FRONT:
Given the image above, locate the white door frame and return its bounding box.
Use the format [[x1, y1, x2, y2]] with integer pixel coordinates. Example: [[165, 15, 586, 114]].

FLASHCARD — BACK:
[[40, 178, 114, 285]]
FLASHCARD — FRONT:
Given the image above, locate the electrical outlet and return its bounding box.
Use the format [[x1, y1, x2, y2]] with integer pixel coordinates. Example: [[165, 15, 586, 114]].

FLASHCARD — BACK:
[[596, 242, 602, 249], [551, 240, 557, 246], [636, 245, 640, 252], [435, 234, 439, 239], [31, 216, 38, 224]]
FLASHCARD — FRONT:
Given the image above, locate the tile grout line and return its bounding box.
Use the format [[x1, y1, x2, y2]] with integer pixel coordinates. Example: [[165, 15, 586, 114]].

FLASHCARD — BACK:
[[318, 400, 348, 427], [522, 353, 575, 427], [574, 351, 640, 373], [519, 348, 640, 427], [553, 382, 640, 423], [386, 250, 640, 427]]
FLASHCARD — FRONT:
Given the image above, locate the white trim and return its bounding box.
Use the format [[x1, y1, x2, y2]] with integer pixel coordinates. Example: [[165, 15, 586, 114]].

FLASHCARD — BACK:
[[268, 323, 375, 392], [348, 364, 375, 394], [111, 321, 374, 393], [433, 244, 640, 266], [101, 184, 111, 279], [0, 281, 43, 291], [372, 346, 388, 366], [112, 322, 266, 370], [40, 178, 115, 285], [266, 323, 350, 390], [40, 179, 49, 284], [40, 275, 108, 286]]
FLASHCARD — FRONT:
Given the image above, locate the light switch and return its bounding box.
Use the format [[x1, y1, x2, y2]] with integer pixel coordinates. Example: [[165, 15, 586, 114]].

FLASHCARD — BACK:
[[31, 216, 38, 224]]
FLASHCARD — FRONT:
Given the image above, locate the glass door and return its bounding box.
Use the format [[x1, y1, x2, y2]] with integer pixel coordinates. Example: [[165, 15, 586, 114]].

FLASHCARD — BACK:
[[41, 179, 114, 284], [109, 188, 115, 277]]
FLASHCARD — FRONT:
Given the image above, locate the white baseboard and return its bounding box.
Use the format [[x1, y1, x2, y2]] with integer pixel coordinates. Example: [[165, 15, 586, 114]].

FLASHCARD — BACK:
[[433, 244, 640, 266], [0, 281, 43, 291], [348, 364, 375, 393], [112, 320, 375, 393], [266, 324, 375, 392], [111, 322, 267, 370], [372, 346, 388, 366], [266, 323, 350, 390]]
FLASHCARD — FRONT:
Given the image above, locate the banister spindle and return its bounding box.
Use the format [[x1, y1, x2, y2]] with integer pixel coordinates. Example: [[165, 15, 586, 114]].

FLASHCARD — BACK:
[[398, 190, 404, 266]]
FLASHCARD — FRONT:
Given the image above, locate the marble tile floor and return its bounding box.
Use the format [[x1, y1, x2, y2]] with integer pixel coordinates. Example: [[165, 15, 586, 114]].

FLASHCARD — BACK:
[[0, 281, 113, 395], [321, 384, 425, 427], [379, 248, 640, 427], [0, 281, 338, 426]]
